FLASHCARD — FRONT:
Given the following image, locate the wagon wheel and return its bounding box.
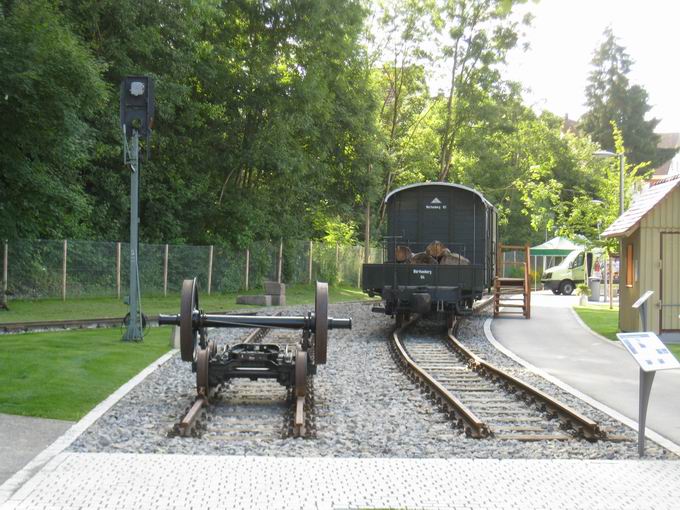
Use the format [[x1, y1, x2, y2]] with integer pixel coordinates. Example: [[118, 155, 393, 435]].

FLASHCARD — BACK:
[[295, 350, 308, 398], [196, 345, 210, 396], [314, 282, 328, 365], [180, 278, 199, 362]]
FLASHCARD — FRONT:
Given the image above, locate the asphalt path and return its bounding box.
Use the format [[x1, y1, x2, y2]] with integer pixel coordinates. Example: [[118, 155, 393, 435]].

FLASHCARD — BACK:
[[0, 413, 73, 485], [491, 291, 680, 446]]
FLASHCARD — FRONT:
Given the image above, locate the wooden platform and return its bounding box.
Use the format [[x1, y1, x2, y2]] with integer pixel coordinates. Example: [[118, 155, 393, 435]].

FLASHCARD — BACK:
[[494, 245, 531, 319]]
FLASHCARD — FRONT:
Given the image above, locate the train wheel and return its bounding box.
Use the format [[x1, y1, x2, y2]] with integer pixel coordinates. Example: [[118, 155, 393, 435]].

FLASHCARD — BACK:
[[180, 278, 199, 362], [196, 345, 210, 396], [314, 282, 328, 365]]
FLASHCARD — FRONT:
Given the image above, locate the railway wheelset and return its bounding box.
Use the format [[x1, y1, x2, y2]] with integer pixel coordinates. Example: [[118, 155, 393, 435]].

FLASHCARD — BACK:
[[158, 278, 351, 436]]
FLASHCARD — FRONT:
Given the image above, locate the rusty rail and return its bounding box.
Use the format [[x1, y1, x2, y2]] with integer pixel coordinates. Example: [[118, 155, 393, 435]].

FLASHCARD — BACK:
[[390, 317, 490, 438], [446, 322, 604, 441], [175, 313, 278, 437]]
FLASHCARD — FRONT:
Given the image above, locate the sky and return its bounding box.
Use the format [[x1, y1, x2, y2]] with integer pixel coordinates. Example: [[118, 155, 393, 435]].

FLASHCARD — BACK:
[[505, 0, 680, 133]]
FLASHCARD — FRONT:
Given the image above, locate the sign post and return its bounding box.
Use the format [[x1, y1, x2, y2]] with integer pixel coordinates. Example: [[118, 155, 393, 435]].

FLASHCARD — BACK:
[[120, 76, 154, 342], [617, 328, 680, 456]]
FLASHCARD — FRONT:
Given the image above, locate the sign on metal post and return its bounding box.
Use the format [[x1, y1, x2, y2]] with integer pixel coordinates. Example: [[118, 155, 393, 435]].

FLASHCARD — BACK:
[[617, 331, 680, 456], [120, 76, 154, 342], [632, 290, 655, 331]]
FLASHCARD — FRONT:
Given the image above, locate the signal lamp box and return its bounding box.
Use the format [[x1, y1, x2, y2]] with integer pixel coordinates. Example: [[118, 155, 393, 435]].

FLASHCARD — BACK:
[[120, 76, 154, 137]]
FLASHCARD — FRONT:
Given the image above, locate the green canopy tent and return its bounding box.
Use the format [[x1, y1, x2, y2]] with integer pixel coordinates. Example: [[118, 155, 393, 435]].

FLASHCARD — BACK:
[[530, 236, 583, 257], [530, 237, 583, 289]]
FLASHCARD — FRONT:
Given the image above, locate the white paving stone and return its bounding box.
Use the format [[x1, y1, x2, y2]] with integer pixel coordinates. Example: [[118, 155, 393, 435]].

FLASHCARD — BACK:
[[2, 453, 679, 509]]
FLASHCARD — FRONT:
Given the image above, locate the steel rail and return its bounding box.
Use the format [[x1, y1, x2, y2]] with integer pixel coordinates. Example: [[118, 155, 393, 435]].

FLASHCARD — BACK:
[[445, 322, 605, 441], [391, 317, 490, 438]]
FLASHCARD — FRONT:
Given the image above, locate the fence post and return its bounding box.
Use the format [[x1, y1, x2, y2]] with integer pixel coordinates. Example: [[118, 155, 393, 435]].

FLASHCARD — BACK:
[[163, 244, 169, 297], [62, 239, 68, 301], [1, 240, 8, 309], [335, 243, 340, 282], [277, 239, 283, 284], [308, 240, 313, 284], [116, 242, 121, 299], [244, 248, 250, 291], [207, 245, 214, 295], [357, 245, 363, 288]]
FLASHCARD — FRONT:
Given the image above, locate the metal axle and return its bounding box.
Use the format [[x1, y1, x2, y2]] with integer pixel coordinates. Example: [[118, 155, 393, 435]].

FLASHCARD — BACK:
[[158, 312, 351, 331]]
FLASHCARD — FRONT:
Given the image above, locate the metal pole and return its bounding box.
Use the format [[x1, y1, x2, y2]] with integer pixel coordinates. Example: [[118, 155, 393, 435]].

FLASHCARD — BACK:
[[163, 244, 169, 297], [277, 240, 283, 284], [116, 242, 121, 299], [308, 240, 313, 284], [244, 248, 250, 291], [207, 245, 214, 295], [638, 369, 655, 456], [62, 239, 67, 301], [619, 154, 625, 216], [124, 130, 143, 341]]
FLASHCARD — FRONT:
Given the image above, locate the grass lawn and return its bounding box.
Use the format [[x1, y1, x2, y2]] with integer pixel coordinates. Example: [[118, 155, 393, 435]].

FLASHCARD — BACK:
[[573, 305, 680, 360], [0, 283, 372, 323], [0, 327, 171, 421]]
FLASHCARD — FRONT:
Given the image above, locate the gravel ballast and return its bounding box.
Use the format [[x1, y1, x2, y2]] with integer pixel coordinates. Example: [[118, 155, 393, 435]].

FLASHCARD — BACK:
[[69, 302, 678, 459]]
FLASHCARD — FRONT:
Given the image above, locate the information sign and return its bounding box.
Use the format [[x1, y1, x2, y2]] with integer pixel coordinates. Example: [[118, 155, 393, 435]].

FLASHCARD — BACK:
[[617, 332, 680, 372]]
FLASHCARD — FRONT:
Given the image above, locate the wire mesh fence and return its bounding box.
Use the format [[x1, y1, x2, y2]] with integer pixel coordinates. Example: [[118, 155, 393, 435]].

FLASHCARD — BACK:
[[1, 239, 382, 300]]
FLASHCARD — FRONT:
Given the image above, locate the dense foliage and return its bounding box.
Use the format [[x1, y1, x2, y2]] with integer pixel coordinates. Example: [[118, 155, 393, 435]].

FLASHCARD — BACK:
[[581, 27, 675, 168], [0, 0, 671, 253]]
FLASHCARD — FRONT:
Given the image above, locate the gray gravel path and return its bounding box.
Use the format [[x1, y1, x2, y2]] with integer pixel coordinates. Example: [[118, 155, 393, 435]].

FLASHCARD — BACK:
[[69, 302, 678, 459]]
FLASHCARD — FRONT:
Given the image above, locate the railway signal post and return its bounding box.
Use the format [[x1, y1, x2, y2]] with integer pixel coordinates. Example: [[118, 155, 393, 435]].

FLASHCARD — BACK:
[[120, 76, 154, 341]]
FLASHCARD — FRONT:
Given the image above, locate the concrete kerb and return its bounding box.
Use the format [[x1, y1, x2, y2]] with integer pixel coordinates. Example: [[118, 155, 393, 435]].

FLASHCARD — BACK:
[[0, 349, 178, 506], [483, 318, 680, 457], [568, 305, 625, 347]]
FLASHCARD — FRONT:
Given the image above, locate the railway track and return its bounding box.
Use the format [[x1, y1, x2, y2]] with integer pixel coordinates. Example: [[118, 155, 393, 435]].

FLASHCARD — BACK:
[[390, 311, 605, 441], [172, 319, 314, 440], [0, 311, 264, 334]]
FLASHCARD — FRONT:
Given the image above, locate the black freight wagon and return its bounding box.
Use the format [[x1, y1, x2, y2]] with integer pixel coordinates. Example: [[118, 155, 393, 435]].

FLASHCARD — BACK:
[[363, 182, 497, 319]]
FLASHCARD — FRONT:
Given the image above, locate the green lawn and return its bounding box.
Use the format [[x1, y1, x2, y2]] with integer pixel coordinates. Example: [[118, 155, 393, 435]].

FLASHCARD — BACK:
[[0, 283, 371, 323], [0, 327, 171, 421], [574, 305, 680, 359]]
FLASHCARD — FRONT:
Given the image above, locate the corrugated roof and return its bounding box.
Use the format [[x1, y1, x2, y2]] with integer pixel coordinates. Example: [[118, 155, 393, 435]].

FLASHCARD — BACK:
[[602, 175, 680, 238]]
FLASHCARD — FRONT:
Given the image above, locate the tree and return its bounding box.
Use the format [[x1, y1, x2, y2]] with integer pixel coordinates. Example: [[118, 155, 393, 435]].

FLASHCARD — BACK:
[[581, 27, 676, 168], [0, 0, 107, 240], [430, 0, 529, 182], [557, 122, 651, 251]]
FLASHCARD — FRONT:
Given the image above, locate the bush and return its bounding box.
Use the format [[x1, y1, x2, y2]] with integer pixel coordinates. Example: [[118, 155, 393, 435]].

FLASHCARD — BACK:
[[576, 283, 591, 297]]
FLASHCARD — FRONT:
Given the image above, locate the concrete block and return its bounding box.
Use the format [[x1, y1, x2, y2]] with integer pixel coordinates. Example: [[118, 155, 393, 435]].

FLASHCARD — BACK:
[[270, 295, 286, 306], [236, 295, 272, 306], [169, 326, 180, 349], [264, 281, 286, 296]]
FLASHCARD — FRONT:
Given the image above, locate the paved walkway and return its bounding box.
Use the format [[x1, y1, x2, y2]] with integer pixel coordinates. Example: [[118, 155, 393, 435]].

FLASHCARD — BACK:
[[0, 414, 72, 486], [492, 291, 680, 447], [3, 453, 679, 509]]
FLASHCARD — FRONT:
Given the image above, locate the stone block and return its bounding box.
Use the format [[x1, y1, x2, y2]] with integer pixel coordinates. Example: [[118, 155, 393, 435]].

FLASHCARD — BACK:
[[264, 281, 286, 296], [169, 326, 181, 349], [270, 295, 286, 306], [236, 295, 272, 306]]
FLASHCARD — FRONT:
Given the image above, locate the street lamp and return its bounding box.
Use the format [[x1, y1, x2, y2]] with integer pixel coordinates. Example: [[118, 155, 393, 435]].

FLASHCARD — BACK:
[[593, 149, 625, 216]]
